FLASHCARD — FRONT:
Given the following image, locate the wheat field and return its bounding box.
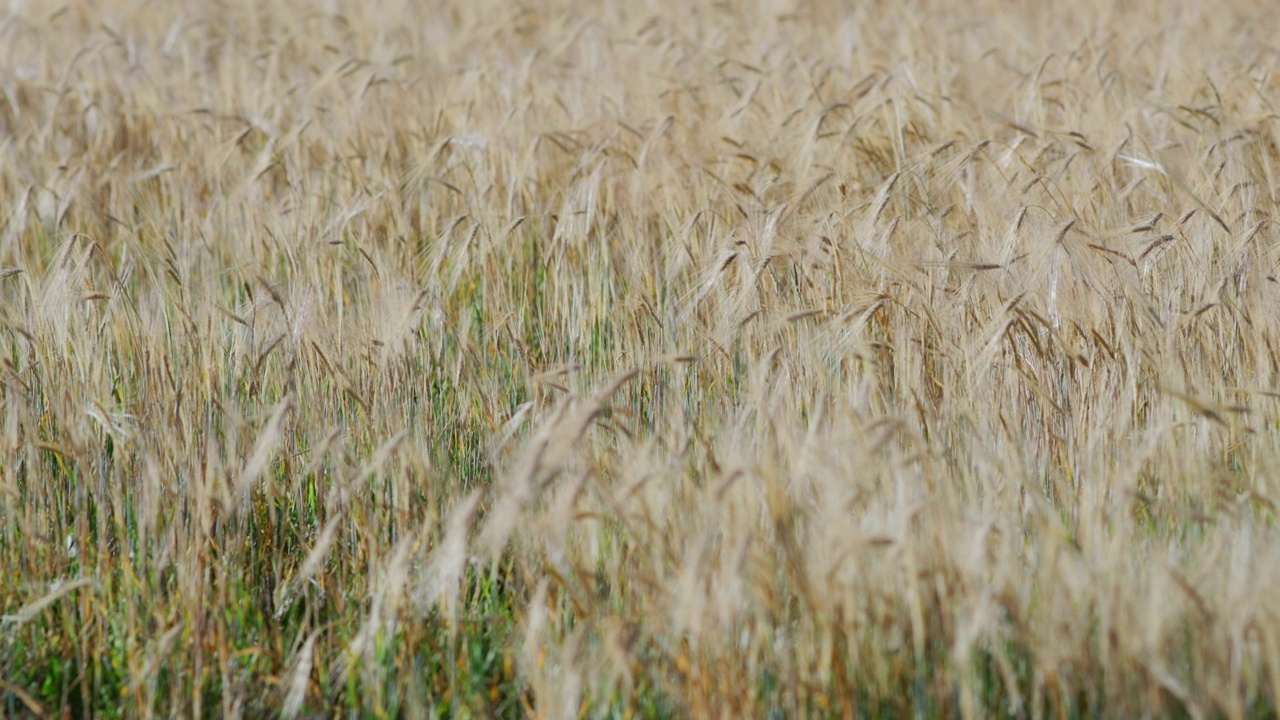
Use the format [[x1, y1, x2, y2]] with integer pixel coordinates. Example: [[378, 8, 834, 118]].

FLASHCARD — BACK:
[[3, 0, 1280, 717]]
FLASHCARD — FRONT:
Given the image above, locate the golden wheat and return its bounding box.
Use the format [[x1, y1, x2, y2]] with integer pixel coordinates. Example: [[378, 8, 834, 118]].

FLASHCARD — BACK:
[[3, 0, 1280, 717]]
